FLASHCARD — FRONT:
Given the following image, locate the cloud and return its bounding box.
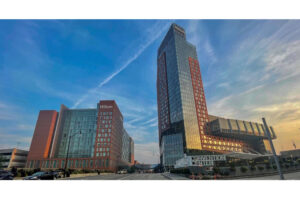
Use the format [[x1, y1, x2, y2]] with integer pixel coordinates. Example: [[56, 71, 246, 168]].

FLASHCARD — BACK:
[[205, 21, 300, 152], [0, 133, 31, 150], [72, 21, 171, 108], [134, 142, 159, 164]]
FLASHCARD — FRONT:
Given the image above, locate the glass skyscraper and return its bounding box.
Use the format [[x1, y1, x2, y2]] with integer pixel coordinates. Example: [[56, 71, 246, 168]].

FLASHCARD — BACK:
[[157, 24, 276, 167]]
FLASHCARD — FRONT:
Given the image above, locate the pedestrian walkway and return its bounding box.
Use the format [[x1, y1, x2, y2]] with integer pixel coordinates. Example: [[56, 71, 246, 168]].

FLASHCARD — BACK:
[[162, 172, 190, 180]]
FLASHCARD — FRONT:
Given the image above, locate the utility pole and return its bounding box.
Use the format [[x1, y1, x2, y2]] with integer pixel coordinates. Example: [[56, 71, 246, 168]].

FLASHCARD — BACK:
[[262, 118, 284, 180]]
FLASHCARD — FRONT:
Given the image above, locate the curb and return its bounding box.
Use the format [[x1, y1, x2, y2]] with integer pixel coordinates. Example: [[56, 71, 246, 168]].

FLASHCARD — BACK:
[[161, 173, 173, 180]]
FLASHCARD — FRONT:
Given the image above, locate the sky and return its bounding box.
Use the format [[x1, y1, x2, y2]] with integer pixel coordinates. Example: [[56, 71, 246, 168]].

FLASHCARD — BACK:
[[0, 20, 300, 164]]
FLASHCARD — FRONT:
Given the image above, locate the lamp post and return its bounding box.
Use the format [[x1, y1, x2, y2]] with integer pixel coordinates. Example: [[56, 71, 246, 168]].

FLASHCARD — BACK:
[[262, 118, 284, 180], [64, 130, 82, 178]]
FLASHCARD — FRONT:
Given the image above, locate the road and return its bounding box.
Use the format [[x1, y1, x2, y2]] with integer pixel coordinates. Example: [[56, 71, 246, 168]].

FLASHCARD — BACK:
[[66, 171, 300, 180], [240, 171, 300, 180], [67, 173, 171, 180]]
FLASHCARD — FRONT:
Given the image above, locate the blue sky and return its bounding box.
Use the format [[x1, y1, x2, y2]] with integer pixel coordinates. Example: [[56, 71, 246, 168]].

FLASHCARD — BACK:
[[1, 20, 300, 163]]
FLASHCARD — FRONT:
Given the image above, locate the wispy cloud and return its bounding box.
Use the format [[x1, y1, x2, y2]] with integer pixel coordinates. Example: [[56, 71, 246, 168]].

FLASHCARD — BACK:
[[206, 20, 300, 152], [72, 21, 171, 108], [134, 142, 159, 164]]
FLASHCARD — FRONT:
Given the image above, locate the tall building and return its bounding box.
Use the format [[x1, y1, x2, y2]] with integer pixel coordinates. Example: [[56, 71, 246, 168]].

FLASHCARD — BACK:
[[26, 100, 134, 172], [157, 24, 276, 167], [0, 148, 28, 169]]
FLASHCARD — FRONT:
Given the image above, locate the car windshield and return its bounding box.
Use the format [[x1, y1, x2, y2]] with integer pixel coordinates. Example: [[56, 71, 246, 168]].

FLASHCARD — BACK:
[[31, 172, 45, 176]]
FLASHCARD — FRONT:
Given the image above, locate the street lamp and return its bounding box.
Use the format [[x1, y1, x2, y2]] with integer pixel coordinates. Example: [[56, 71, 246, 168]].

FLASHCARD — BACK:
[[64, 130, 82, 178], [63, 128, 93, 177], [262, 118, 284, 180]]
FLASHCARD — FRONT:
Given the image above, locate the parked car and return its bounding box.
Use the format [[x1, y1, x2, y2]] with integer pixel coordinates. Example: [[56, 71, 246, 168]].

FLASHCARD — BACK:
[[0, 170, 14, 180], [117, 169, 127, 174], [52, 170, 64, 179], [23, 171, 56, 180]]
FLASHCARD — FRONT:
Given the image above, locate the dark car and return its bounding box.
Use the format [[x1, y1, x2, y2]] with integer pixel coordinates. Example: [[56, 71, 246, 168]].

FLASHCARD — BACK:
[[23, 171, 56, 180], [52, 170, 64, 178], [0, 170, 14, 180]]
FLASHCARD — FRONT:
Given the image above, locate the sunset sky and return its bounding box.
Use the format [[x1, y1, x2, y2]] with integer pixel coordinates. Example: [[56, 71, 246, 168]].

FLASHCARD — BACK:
[[0, 20, 300, 164]]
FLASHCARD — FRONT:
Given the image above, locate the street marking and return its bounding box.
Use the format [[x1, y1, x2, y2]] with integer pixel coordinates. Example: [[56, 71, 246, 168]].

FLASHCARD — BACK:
[[119, 174, 134, 180]]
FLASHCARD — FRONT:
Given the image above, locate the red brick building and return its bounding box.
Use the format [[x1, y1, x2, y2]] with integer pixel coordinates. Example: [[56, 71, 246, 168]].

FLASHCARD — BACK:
[[26, 100, 134, 172]]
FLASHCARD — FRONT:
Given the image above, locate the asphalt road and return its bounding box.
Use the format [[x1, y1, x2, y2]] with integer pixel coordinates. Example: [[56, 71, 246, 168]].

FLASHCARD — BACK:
[[241, 171, 300, 180], [67, 173, 171, 180]]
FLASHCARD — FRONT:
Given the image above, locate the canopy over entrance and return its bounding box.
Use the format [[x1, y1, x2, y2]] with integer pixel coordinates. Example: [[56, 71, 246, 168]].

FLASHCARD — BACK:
[[225, 152, 273, 160]]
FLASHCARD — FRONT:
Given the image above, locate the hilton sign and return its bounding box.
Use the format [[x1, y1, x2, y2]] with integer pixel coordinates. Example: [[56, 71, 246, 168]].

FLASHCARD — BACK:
[[100, 105, 113, 109]]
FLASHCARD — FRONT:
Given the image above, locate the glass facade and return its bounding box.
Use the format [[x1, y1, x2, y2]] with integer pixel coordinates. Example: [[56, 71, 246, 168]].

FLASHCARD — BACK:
[[161, 133, 184, 167], [54, 109, 97, 158], [157, 24, 254, 167]]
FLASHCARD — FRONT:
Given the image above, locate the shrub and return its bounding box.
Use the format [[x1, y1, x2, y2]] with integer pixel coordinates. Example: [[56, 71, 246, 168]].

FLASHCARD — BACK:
[[213, 167, 220, 174], [258, 166, 264, 171], [17, 169, 26, 177], [220, 171, 229, 176], [33, 168, 41, 173], [273, 165, 277, 170], [202, 175, 210, 180], [240, 166, 248, 173], [170, 168, 190, 174]]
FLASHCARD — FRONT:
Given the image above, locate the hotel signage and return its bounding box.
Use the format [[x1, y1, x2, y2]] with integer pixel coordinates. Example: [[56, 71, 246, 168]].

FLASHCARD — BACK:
[[191, 155, 226, 166], [100, 105, 113, 109], [175, 155, 226, 168]]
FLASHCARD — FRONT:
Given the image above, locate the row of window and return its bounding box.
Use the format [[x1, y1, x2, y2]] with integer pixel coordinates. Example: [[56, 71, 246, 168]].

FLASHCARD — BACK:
[[96, 152, 109, 157], [28, 158, 110, 169], [97, 137, 111, 142], [96, 147, 110, 152], [100, 112, 113, 116], [203, 141, 242, 147], [202, 144, 242, 152]]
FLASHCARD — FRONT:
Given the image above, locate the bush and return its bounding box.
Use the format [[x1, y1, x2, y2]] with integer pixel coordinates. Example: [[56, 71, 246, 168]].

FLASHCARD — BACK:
[[170, 168, 190, 174], [17, 169, 26, 177], [258, 166, 264, 171], [33, 168, 41, 173], [240, 166, 248, 173], [213, 167, 220, 174], [220, 171, 229, 176], [273, 165, 277, 170], [202, 175, 210, 180]]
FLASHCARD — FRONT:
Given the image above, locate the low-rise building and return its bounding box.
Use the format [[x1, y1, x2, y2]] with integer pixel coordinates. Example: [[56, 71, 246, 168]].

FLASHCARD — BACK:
[[0, 148, 28, 169], [280, 149, 300, 158]]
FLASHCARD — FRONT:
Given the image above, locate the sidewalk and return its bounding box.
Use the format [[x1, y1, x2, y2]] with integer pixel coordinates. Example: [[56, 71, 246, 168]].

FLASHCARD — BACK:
[[162, 172, 190, 180]]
